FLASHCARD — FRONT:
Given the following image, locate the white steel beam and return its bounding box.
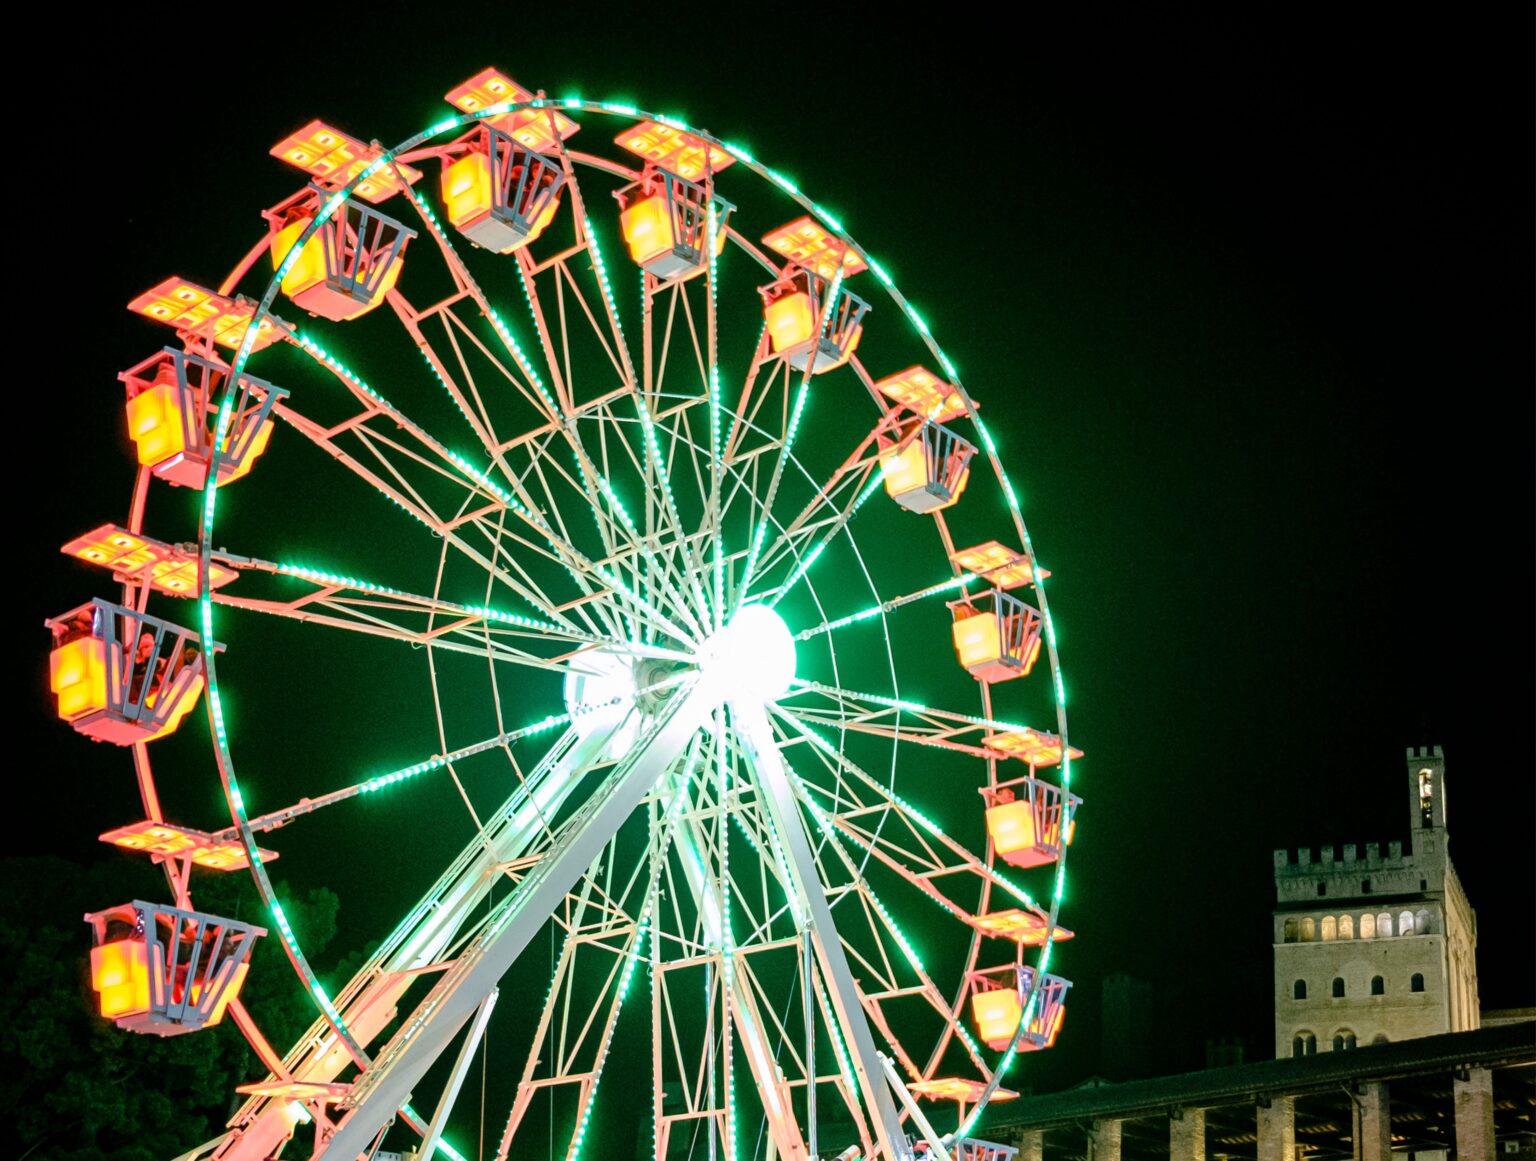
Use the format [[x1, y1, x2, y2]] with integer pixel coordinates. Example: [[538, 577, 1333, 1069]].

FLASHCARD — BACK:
[[314, 676, 722, 1158], [731, 699, 912, 1161], [217, 730, 611, 1160], [419, 988, 498, 1159]]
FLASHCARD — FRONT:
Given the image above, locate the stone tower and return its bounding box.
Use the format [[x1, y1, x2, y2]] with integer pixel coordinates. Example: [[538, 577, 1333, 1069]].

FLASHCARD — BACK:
[[1271, 746, 1479, 1058]]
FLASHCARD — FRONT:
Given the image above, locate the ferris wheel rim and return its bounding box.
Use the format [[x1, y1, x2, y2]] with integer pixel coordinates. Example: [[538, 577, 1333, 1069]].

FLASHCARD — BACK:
[[152, 93, 1079, 1154]]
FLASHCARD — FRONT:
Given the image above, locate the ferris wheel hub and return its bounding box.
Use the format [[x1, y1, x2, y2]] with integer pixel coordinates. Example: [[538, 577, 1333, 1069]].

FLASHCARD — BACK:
[[700, 603, 796, 703]]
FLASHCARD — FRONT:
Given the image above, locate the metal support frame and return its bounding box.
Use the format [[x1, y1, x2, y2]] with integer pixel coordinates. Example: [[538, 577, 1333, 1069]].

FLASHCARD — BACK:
[[419, 988, 498, 1160], [668, 797, 813, 1161], [315, 676, 723, 1157], [730, 698, 912, 1161]]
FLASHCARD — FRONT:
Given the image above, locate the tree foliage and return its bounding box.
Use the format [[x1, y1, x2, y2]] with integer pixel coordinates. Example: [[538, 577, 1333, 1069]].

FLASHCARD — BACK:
[[2, 857, 343, 1160]]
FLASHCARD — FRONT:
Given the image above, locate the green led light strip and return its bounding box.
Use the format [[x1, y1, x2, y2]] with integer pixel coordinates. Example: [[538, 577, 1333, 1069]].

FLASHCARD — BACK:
[[767, 468, 887, 607], [276, 561, 562, 635], [737, 267, 845, 605], [190, 95, 1074, 1151], [794, 573, 974, 640]]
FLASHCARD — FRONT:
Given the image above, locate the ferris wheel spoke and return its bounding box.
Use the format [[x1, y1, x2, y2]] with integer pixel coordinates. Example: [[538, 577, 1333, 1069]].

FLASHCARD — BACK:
[[390, 169, 566, 424], [733, 398, 889, 595], [497, 738, 703, 1159], [267, 395, 617, 638], [282, 337, 656, 641], [495, 872, 645, 1160], [223, 726, 602, 1142], [488, 447, 629, 643], [210, 552, 664, 661], [730, 699, 909, 1160], [765, 719, 1001, 1096], [665, 776, 815, 1160], [317, 676, 719, 1158], [775, 706, 1045, 915], [792, 573, 977, 642], [790, 764, 996, 1080], [384, 184, 700, 640], [529, 422, 712, 641], [780, 679, 1069, 761], [204, 712, 584, 845], [735, 269, 847, 602], [760, 464, 886, 609]]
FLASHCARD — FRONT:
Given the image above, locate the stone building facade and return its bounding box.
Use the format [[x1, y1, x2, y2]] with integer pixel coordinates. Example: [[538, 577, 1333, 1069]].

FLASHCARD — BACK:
[[1272, 746, 1479, 1058]]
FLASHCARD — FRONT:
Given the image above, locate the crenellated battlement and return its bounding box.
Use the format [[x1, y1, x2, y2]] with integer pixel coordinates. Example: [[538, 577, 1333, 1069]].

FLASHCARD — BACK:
[[1273, 841, 1410, 874]]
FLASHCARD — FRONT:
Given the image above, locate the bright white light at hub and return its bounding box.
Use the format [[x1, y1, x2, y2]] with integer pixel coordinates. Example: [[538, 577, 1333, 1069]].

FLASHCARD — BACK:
[[709, 604, 796, 702]]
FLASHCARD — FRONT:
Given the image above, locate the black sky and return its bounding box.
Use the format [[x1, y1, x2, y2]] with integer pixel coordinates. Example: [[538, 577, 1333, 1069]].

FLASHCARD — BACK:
[[22, 4, 1533, 1104]]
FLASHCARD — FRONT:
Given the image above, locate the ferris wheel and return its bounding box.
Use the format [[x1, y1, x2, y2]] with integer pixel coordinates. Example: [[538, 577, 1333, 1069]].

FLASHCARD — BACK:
[[49, 67, 1083, 1161]]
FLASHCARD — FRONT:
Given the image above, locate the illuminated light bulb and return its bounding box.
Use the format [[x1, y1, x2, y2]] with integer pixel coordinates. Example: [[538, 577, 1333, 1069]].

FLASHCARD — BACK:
[[703, 604, 796, 703]]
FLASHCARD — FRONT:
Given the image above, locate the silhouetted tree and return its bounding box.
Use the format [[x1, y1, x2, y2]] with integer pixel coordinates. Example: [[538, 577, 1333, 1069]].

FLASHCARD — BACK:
[[2, 857, 343, 1160]]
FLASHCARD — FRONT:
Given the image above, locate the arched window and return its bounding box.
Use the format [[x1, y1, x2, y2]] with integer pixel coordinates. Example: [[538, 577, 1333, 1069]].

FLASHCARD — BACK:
[[1339, 914, 1354, 940], [1333, 1030, 1357, 1051], [1332, 977, 1346, 998], [1399, 910, 1415, 936], [1411, 973, 1425, 993], [1415, 909, 1432, 934], [1372, 1033, 1390, 1045], [1292, 1031, 1316, 1057], [1294, 979, 1308, 1000], [1301, 917, 1316, 942], [1360, 913, 1376, 939], [1378, 912, 1393, 937], [1283, 918, 1298, 943], [1371, 975, 1385, 995], [1321, 916, 1337, 941]]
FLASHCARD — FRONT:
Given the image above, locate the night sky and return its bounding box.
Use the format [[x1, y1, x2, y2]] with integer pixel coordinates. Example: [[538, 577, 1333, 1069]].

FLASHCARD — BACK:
[[23, 5, 1533, 1140]]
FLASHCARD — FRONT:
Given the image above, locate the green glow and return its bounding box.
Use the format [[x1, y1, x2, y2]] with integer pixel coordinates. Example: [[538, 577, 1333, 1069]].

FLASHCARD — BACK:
[[769, 469, 885, 604], [275, 561, 560, 634], [569, 921, 649, 1161], [767, 169, 801, 197], [401, 1104, 469, 1161], [789, 769, 925, 972], [794, 574, 971, 640], [488, 301, 558, 414], [418, 348, 478, 428], [594, 468, 644, 544], [447, 449, 521, 510], [707, 199, 724, 629], [183, 102, 1075, 1154], [789, 717, 1040, 909], [791, 679, 1045, 742], [294, 333, 388, 404], [739, 267, 843, 602], [631, 389, 704, 621], [721, 140, 757, 165], [814, 973, 860, 1096], [583, 212, 626, 340]]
